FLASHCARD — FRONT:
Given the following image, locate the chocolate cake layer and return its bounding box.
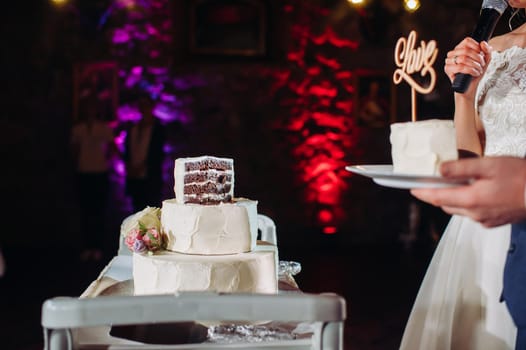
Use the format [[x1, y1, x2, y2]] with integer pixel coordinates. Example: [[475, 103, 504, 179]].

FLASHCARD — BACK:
[[184, 173, 232, 185], [185, 159, 232, 172], [184, 183, 232, 195], [183, 195, 233, 205], [174, 156, 235, 205]]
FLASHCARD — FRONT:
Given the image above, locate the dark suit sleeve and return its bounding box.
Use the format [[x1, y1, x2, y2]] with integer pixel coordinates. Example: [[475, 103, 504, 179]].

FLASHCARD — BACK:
[[503, 221, 526, 328]]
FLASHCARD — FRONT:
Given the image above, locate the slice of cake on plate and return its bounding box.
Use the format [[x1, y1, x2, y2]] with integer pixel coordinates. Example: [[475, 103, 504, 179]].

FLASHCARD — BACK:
[[390, 119, 458, 176]]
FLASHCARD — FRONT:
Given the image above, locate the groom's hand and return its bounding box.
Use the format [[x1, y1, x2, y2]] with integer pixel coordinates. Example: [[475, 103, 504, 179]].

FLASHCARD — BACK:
[[410, 157, 526, 227]]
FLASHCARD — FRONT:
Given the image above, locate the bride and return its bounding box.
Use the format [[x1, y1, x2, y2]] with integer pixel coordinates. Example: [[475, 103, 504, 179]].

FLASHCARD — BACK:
[[400, 4, 526, 350]]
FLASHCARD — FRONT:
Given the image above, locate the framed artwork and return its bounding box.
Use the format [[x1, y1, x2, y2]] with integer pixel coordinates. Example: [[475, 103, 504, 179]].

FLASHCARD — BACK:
[[353, 70, 396, 128], [73, 61, 119, 121], [189, 0, 267, 57]]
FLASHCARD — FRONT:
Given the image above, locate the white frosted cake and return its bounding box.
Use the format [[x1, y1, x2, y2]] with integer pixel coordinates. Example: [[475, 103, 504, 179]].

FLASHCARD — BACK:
[[124, 155, 278, 296], [390, 119, 458, 175], [162, 198, 258, 254], [133, 242, 277, 295]]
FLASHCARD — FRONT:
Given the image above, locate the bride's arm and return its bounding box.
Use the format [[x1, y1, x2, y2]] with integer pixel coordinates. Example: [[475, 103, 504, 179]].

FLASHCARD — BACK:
[[444, 38, 492, 155], [453, 94, 484, 155]]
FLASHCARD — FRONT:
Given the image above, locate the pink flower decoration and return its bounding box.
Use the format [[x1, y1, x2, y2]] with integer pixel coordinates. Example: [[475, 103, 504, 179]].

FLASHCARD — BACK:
[[142, 228, 161, 249], [122, 207, 165, 254], [125, 228, 142, 250], [148, 228, 160, 238]]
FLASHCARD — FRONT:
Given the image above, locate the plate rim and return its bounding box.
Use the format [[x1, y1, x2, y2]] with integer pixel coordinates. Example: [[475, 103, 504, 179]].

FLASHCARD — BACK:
[[345, 164, 470, 187]]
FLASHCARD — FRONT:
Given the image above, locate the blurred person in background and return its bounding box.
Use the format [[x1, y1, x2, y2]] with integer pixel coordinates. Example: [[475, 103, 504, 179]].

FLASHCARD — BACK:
[[71, 100, 118, 261], [124, 96, 165, 213]]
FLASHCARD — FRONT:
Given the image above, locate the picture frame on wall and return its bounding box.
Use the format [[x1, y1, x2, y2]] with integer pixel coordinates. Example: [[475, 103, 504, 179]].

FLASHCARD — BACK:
[[73, 61, 119, 122], [189, 0, 267, 57], [353, 70, 396, 128]]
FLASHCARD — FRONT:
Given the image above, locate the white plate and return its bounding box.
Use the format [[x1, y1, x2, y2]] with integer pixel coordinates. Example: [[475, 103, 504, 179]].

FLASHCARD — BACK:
[[345, 164, 471, 189]]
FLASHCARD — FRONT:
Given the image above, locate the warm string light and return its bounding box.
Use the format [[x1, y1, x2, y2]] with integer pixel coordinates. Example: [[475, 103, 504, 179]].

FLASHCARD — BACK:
[[404, 0, 421, 12], [348, 0, 421, 12], [50, 0, 68, 5]]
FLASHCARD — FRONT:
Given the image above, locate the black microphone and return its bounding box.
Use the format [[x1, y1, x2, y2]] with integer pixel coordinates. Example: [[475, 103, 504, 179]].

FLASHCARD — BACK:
[[452, 0, 508, 93]]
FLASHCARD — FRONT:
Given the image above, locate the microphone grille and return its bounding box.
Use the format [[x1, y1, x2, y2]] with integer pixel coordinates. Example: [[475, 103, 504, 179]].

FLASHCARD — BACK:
[[482, 0, 508, 14]]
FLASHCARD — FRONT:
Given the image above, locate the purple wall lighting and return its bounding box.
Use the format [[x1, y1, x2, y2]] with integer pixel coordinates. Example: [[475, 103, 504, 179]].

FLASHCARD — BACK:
[[92, 0, 364, 232]]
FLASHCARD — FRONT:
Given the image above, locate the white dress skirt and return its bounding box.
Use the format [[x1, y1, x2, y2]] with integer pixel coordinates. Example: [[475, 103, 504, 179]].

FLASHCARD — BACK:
[[400, 216, 516, 349], [400, 46, 526, 349]]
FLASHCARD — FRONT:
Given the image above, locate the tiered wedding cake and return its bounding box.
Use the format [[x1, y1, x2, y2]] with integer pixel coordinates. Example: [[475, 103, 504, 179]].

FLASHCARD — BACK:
[[123, 155, 278, 295]]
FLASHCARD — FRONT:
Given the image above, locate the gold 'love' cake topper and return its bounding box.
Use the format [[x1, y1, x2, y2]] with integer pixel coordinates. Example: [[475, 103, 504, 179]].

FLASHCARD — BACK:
[[393, 30, 438, 122]]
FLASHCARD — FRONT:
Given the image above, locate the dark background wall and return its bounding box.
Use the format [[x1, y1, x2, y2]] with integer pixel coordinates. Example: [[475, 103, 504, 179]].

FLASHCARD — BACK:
[[1, 1, 517, 349], [4, 0, 506, 253]]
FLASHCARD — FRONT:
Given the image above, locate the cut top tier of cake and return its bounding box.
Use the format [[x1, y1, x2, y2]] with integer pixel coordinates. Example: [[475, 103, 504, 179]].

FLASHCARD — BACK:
[[174, 156, 234, 204], [390, 119, 458, 176]]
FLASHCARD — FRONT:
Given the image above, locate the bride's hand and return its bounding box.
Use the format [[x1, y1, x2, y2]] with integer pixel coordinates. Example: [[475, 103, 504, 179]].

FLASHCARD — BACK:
[[444, 38, 492, 99]]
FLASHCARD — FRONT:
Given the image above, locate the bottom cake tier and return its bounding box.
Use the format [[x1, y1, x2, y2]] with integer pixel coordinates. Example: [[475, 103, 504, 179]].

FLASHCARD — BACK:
[[133, 242, 278, 295]]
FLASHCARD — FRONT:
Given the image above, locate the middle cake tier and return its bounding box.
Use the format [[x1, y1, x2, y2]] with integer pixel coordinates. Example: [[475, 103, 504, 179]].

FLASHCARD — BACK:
[[161, 198, 258, 254]]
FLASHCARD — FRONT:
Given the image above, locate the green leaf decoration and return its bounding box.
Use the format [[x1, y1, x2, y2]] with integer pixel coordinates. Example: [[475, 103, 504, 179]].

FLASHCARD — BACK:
[[146, 231, 157, 244], [138, 221, 147, 233]]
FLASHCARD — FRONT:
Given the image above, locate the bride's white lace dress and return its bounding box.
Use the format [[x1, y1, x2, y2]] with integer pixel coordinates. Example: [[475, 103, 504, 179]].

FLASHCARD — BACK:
[[400, 46, 526, 350]]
